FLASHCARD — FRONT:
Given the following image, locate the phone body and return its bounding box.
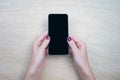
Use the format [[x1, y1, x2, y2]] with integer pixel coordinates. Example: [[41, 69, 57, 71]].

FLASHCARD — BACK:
[[48, 14, 68, 55]]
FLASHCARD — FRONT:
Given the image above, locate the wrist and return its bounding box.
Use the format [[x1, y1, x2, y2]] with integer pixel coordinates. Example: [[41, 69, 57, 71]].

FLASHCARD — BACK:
[[28, 61, 41, 75], [74, 62, 95, 80], [24, 60, 42, 80], [77, 65, 96, 80], [76, 63, 91, 75]]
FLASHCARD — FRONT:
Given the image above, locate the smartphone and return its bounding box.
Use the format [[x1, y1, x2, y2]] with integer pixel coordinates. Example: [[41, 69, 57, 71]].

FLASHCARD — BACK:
[[48, 14, 68, 55]]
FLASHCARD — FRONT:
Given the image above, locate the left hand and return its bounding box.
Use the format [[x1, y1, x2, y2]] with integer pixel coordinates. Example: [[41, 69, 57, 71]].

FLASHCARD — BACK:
[[24, 32, 50, 80], [30, 32, 50, 73]]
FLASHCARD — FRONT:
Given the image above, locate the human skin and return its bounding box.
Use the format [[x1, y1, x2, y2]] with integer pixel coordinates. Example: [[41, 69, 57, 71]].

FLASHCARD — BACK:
[[23, 32, 50, 80], [67, 36, 96, 80], [23, 32, 96, 80]]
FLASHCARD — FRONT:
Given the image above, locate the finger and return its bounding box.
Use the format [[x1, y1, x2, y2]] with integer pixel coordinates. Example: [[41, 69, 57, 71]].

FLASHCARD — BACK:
[[71, 36, 81, 48], [34, 32, 48, 47], [72, 36, 82, 48], [40, 36, 50, 50], [69, 48, 73, 55], [72, 36, 86, 53], [72, 36, 86, 48], [67, 36, 78, 50], [45, 49, 48, 55]]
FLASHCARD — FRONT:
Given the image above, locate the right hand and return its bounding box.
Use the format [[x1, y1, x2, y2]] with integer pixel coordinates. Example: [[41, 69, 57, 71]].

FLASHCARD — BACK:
[[67, 36, 89, 70], [67, 36, 96, 80]]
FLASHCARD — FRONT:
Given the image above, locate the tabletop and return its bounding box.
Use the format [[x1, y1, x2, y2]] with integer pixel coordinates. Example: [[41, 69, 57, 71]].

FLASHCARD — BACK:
[[0, 0, 120, 80]]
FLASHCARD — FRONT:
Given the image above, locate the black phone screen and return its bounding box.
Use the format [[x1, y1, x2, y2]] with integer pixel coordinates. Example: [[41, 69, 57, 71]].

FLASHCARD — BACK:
[[48, 14, 68, 55]]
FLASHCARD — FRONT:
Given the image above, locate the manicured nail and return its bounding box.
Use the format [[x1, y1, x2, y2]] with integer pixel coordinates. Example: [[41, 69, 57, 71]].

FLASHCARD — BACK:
[[67, 37, 72, 41], [46, 36, 50, 40]]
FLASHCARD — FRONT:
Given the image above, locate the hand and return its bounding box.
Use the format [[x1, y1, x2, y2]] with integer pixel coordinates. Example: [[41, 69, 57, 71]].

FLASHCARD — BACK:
[[67, 36, 96, 80], [24, 32, 50, 80]]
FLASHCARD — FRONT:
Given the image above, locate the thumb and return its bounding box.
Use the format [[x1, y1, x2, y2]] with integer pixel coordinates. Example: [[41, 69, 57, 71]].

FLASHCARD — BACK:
[[40, 36, 50, 49], [67, 37, 77, 50]]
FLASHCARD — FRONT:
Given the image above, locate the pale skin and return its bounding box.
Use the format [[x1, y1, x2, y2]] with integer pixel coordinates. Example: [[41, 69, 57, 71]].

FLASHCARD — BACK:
[[23, 32, 96, 80]]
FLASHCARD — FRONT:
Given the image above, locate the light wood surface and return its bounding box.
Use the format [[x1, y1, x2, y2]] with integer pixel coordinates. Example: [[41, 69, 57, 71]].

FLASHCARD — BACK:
[[0, 0, 120, 80]]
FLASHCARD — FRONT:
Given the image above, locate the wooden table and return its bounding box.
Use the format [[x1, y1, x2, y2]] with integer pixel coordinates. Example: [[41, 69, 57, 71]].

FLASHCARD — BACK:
[[0, 0, 120, 80]]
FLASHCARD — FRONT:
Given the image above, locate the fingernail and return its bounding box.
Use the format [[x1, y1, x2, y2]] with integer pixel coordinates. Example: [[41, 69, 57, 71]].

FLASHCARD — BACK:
[[46, 36, 50, 40], [67, 36, 72, 41]]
